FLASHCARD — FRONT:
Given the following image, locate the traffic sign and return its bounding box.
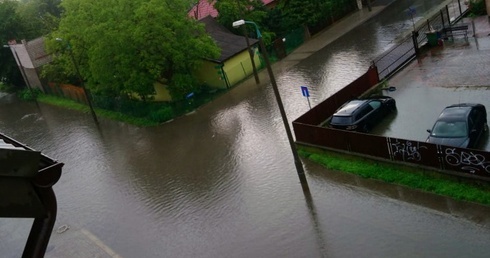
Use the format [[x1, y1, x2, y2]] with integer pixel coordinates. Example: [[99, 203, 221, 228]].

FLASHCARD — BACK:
[[300, 86, 309, 97], [300, 86, 311, 109]]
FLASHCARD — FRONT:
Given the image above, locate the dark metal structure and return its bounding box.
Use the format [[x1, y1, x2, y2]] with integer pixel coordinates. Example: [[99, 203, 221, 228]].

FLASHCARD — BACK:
[[0, 133, 64, 258]]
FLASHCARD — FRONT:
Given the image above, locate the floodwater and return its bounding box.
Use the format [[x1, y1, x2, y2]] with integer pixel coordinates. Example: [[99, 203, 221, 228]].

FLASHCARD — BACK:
[[2, 0, 490, 257]]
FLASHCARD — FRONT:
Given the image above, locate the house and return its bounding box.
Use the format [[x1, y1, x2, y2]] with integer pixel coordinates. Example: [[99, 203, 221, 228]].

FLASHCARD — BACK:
[[195, 16, 262, 89], [189, 0, 278, 20], [6, 16, 262, 102], [5, 38, 52, 92]]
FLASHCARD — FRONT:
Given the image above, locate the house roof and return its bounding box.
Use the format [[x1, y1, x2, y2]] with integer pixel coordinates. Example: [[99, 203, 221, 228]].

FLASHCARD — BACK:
[[201, 16, 258, 63], [25, 37, 52, 67], [189, 0, 276, 20], [189, 0, 218, 20]]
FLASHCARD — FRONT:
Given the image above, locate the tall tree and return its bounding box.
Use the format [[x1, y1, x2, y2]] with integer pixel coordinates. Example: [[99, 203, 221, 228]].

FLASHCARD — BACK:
[[280, 0, 330, 28], [214, 0, 273, 43], [16, 0, 62, 38], [45, 0, 220, 100], [0, 0, 62, 87], [0, 0, 23, 87]]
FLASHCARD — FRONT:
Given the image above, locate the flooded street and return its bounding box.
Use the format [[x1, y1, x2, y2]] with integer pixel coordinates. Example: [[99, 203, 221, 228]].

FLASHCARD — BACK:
[[2, 0, 490, 257]]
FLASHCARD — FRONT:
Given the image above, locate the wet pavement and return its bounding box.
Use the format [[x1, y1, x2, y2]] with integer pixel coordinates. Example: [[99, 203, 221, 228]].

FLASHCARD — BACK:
[[375, 15, 490, 150]]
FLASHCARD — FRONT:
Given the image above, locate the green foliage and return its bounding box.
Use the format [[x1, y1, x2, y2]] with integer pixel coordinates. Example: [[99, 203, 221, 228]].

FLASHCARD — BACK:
[[0, 1, 23, 86], [0, 81, 17, 93], [299, 147, 490, 206], [46, 0, 220, 101], [167, 73, 199, 101], [280, 0, 330, 27], [468, 0, 487, 16], [214, 0, 274, 44], [37, 82, 225, 126], [38, 93, 161, 126], [215, 0, 268, 31], [149, 106, 174, 122], [16, 0, 62, 39], [1, 0, 62, 87], [17, 88, 42, 101], [279, 0, 357, 29]]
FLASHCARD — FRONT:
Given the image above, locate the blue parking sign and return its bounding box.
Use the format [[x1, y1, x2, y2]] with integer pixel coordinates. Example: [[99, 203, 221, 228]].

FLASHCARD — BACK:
[[300, 86, 309, 97]]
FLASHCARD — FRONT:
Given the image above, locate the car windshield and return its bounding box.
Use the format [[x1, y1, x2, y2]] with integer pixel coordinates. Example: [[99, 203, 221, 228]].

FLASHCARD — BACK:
[[331, 116, 353, 124], [431, 121, 467, 137]]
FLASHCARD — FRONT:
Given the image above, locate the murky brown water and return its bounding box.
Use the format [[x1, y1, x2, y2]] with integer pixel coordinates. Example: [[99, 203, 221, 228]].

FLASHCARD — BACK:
[[2, 1, 490, 257]]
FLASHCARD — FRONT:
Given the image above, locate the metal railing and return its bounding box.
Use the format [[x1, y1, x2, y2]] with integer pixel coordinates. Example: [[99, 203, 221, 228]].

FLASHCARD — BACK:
[[374, 0, 469, 81]]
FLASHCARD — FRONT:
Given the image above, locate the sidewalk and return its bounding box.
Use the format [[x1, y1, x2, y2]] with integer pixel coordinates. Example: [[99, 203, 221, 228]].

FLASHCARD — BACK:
[[237, 5, 388, 87], [277, 6, 386, 72]]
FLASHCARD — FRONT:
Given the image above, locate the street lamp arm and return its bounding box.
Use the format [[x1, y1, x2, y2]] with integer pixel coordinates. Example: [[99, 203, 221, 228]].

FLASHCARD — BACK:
[[244, 21, 262, 39], [233, 19, 262, 39]]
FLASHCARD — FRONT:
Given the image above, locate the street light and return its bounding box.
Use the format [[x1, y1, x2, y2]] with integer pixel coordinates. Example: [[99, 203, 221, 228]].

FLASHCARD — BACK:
[[235, 0, 260, 85], [55, 38, 99, 125], [232, 20, 309, 188]]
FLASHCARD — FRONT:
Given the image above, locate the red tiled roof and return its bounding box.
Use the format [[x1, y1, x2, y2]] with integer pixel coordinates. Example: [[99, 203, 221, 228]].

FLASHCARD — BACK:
[[189, 0, 218, 20], [189, 0, 276, 20]]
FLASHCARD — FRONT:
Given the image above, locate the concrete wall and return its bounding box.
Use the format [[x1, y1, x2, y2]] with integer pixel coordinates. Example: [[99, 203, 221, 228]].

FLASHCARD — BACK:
[[223, 47, 262, 87]]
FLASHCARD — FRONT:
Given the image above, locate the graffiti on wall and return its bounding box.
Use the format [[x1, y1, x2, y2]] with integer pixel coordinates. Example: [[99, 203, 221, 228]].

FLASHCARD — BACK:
[[444, 147, 490, 174], [389, 139, 428, 162]]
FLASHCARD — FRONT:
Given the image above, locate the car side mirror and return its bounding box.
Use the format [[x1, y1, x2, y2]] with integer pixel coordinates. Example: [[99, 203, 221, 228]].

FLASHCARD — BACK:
[[427, 129, 431, 133]]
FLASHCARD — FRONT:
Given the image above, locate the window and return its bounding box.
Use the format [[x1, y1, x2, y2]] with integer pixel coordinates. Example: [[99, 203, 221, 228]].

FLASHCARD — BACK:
[[331, 116, 353, 124], [354, 105, 373, 121], [368, 100, 381, 110]]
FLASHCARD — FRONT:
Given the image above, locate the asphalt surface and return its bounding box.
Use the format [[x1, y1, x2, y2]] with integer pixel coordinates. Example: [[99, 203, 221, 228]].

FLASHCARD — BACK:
[[374, 15, 490, 151]]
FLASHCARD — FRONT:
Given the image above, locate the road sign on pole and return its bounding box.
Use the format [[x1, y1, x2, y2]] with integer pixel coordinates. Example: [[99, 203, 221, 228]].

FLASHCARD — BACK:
[[300, 86, 311, 109], [300, 86, 309, 97]]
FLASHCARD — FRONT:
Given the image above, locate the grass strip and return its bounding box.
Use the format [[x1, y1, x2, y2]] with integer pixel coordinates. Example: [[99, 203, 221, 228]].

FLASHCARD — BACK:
[[37, 94, 159, 127], [298, 146, 490, 206]]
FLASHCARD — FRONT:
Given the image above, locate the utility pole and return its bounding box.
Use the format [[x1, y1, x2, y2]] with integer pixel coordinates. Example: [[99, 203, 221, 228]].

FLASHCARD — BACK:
[[56, 38, 99, 125]]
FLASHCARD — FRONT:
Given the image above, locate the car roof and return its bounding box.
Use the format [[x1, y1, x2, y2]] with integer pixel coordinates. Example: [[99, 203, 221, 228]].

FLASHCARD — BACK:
[[439, 104, 474, 120], [334, 100, 368, 116]]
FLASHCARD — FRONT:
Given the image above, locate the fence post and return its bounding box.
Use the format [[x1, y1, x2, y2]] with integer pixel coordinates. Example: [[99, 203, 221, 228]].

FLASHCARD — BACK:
[[412, 31, 420, 55], [472, 18, 476, 37], [458, 0, 462, 16], [440, 10, 445, 28], [427, 19, 431, 31], [445, 5, 451, 25]]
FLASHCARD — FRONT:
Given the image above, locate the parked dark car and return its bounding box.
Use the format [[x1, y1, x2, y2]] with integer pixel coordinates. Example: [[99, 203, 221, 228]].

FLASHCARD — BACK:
[[426, 103, 487, 148], [329, 96, 396, 132]]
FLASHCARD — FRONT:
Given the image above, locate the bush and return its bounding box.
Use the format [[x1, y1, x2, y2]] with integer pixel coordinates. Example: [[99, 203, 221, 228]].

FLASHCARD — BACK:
[[0, 82, 17, 93], [149, 106, 174, 123], [468, 0, 487, 16], [17, 88, 41, 101]]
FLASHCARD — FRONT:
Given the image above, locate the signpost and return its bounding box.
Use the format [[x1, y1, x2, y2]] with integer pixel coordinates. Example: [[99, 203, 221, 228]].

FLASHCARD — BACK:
[[300, 86, 311, 109], [407, 7, 417, 31]]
